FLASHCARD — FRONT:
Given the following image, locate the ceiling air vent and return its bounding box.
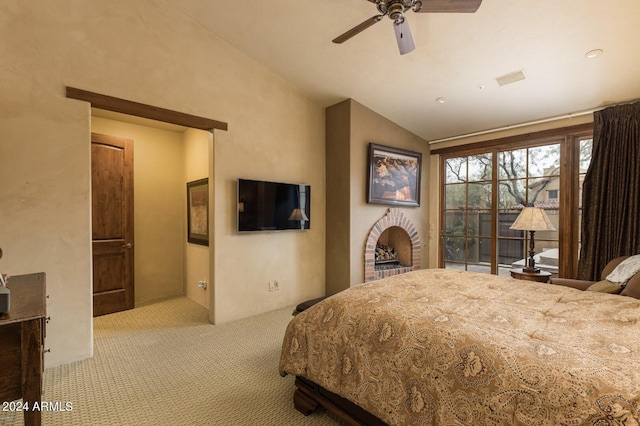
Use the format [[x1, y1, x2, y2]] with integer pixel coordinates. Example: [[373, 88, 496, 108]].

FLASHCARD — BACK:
[[495, 70, 527, 87]]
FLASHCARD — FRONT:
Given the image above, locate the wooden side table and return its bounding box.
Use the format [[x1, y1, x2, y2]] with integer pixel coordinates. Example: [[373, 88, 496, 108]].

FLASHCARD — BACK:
[[510, 268, 551, 283], [0, 273, 46, 426]]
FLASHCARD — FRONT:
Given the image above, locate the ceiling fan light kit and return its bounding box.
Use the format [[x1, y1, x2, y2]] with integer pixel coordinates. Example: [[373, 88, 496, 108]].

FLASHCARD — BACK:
[[333, 0, 482, 55], [394, 19, 416, 55]]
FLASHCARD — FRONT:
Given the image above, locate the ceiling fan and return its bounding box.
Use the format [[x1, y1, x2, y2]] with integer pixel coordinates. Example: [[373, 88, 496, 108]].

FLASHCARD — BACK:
[[332, 0, 482, 55]]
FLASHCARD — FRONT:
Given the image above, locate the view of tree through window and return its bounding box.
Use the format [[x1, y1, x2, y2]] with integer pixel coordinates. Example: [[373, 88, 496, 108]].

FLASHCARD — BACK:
[[440, 131, 592, 278], [497, 144, 560, 276], [444, 154, 493, 274]]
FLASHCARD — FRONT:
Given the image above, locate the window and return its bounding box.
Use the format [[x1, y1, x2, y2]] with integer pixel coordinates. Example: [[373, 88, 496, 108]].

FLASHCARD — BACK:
[[577, 137, 593, 258], [443, 154, 493, 274], [496, 144, 560, 276], [435, 125, 592, 278]]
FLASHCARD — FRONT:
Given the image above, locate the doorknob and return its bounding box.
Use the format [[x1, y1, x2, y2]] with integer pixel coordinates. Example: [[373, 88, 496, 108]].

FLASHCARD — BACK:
[[123, 243, 133, 249]]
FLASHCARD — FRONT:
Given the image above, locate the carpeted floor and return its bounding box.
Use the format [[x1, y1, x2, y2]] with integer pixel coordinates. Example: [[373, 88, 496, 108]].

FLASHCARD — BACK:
[[0, 297, 343, 425]]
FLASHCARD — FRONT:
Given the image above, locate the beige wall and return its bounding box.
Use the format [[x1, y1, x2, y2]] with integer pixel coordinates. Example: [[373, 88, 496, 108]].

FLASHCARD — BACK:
[[0, 0, 325, 366], [325, 101, 352, 295], [326, 99, 430, 293], [428, 155, 441, 268], [213, 100, 326, 324], [183, 128, 211, 309]]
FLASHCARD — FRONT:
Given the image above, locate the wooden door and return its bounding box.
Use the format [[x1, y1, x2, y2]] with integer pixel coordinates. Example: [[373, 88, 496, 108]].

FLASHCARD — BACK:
[[91, 133, 134, 316]]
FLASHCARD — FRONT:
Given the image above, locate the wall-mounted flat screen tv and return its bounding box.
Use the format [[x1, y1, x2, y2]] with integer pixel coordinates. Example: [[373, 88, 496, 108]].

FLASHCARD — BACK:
[[237, 179, 311, 232]]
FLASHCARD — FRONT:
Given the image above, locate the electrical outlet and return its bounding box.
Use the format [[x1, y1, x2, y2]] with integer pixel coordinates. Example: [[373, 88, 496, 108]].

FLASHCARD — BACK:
[[274, 280, 279, 291]]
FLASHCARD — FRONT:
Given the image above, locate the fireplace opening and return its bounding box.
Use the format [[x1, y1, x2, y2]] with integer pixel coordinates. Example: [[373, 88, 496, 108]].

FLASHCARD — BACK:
[[364, 208, 421, 282], [375, 226, 411, 271]]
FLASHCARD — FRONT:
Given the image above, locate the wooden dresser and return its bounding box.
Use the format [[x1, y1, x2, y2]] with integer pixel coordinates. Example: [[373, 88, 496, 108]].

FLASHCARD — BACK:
[[0, 273, 46, 426]]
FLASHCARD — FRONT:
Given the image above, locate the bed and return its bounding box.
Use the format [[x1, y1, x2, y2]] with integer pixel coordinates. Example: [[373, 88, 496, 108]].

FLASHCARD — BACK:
[[279, 269, 640, 425]]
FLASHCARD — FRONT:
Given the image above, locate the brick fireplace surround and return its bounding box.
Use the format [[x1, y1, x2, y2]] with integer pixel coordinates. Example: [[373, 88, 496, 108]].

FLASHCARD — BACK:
[[364, 208, 421, 282]]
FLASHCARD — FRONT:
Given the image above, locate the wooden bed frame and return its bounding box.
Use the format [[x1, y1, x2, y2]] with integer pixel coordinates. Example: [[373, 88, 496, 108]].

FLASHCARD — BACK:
[[293, 376, 387, 426], [293, 298, 387, 425]]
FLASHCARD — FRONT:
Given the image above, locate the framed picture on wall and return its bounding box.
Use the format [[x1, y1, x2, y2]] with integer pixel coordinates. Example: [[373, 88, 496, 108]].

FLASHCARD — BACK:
[[367, 143, 422, 207], [187, 178, 209, 246]]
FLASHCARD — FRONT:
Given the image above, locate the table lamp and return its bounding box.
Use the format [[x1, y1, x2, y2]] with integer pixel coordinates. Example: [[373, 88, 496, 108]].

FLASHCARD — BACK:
[[510, 207, 556, 273]]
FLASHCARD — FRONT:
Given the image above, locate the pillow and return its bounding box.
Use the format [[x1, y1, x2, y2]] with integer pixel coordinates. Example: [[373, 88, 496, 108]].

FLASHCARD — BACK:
[[606, 254, 640, 285], [586, 280, 623, 294], [620, 274, 640, 299]]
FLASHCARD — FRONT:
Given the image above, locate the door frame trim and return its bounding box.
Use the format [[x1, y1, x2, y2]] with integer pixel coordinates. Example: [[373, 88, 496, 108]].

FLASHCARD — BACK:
[[66, 86, 228, 132]]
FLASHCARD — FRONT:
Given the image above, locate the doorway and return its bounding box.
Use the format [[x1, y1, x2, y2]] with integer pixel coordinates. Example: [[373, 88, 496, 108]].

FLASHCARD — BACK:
[[66, 87, 222, 322], [91, 111, 212, 313]]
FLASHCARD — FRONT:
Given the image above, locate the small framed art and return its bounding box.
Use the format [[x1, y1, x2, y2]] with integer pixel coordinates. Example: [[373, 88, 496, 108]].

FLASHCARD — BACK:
[[187, 178, 209, 246]]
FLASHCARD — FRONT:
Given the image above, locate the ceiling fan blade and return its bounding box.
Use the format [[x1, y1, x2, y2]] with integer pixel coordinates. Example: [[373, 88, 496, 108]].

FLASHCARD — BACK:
[[418, 0, 482, 13], [394, 20, 415, 55], [332, 15, 383, 44]]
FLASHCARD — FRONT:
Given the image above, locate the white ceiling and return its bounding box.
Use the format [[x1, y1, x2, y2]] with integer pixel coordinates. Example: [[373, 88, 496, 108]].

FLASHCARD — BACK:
[[172, 0, 640, 142]]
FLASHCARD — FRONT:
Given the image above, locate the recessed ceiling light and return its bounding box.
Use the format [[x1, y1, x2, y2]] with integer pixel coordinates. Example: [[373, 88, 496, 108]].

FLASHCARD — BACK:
[[585, 49, 603, 59], [436, 97, 446, 104]]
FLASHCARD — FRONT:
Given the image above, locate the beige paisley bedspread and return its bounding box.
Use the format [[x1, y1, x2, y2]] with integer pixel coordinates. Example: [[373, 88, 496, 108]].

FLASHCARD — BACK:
[[279, 269, 640, 425]]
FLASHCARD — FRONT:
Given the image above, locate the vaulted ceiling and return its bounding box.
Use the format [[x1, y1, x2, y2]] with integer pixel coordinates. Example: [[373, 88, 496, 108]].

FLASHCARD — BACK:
[[171, 0, 640, 142]]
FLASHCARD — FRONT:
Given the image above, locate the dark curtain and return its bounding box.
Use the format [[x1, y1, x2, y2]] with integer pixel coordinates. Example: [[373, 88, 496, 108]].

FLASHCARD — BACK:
[[577, 101, 640, 280]]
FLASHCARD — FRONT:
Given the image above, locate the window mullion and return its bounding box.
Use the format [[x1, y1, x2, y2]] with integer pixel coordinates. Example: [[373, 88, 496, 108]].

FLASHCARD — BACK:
[[491, 148, 498, 274]]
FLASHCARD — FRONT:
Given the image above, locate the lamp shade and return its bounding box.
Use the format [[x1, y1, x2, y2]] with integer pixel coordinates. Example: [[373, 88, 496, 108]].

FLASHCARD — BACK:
[[288, 208, 309, 221], [509, 207, 556, 231]]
